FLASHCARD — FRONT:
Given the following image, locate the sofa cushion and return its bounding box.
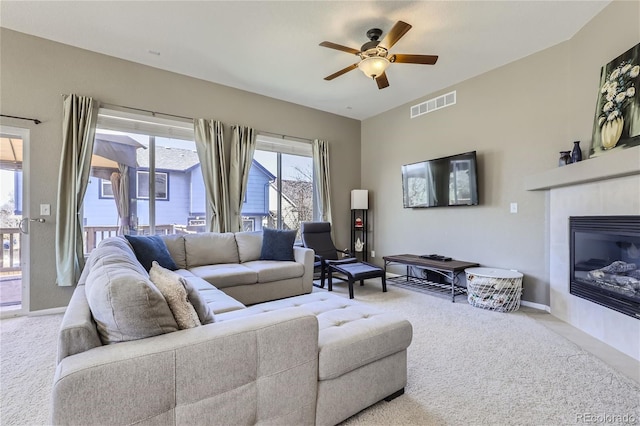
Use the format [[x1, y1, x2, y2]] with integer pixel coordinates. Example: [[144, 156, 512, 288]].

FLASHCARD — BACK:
[[243, 260, 304, 283], [160, 234, 187, 269], [189, 264, 257, 289], [184, 232, 240, 267], [218, 292, 412, 380], [260, 228, 297, 261], [235, 231, 263, 263], [125, 235, 178, 272], [84, 245, 179, 344], [176, 271, 246, 314], [149, 262, 201, 329], [174, 270, 245, 314]]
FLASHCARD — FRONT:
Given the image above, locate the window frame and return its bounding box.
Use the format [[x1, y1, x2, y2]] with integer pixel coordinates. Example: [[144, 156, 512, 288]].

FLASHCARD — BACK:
[[99, 179, 115, 199], [242, 217, 255, 232], [136, 170, 169, 201], [249, 134, 315, 235]]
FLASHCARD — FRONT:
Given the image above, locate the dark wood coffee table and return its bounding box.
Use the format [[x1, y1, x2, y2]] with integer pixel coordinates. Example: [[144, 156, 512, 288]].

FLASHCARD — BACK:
[[383, 254, 479, 302]]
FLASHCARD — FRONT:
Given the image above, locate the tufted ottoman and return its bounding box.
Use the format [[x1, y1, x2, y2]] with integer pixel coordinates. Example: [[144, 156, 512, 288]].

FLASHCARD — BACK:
[[217, 292, 412, 425]]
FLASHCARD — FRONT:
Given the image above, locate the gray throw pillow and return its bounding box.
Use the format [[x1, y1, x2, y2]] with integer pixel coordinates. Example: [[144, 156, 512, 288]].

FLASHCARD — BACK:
[[181, 278, 216, 325], [260, 228, 297, 261]]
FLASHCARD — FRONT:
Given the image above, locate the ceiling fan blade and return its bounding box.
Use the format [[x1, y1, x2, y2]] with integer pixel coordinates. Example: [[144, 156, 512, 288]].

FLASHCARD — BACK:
[[392, 54, 439, 65], [376, 72, 389, 89], [319, 41, 361, 55], [380, 21, 412, 50], [324, 63, 359, 81]]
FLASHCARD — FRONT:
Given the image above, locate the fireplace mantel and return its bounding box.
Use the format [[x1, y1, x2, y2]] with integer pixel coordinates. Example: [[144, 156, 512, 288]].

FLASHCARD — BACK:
[[524, 145, 640, 191]]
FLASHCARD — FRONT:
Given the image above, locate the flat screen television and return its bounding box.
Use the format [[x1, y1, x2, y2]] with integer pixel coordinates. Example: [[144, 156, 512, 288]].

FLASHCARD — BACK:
[[402, 151, 479, 208]]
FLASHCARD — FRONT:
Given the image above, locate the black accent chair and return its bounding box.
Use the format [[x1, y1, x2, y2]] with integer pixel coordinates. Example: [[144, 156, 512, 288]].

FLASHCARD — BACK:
[[300, 222, 357, 288]]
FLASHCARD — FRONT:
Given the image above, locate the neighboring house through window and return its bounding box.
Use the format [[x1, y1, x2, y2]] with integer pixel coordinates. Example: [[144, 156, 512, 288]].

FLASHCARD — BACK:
[[83, 109, 202, 253], [246, 134, 315, 239], [99, 179, 114, 199], [136, 170, 169, 200], [83, 110, 318, 252]]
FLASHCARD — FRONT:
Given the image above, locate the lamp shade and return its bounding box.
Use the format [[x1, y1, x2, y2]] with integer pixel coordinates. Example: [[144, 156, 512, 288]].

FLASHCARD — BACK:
[[351, 189, 369, 210]]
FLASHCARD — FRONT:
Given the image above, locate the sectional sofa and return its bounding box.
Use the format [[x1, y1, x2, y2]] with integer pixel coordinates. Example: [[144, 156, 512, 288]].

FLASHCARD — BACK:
[[52, 232, 413, 425]]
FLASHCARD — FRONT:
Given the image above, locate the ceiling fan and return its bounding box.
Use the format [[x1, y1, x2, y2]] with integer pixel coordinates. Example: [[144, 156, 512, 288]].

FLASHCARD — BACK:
[[320, 21, 438, 90]]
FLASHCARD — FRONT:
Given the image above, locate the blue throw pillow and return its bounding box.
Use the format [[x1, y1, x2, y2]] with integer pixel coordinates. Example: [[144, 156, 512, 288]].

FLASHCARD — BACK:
[[260, 228, 297, 261], [124, 235, 178, 272]]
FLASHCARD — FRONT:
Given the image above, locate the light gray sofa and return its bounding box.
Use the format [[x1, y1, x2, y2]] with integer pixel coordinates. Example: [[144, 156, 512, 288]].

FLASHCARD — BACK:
[[52, 232, 412, 425], [161, 231, 315, 306]]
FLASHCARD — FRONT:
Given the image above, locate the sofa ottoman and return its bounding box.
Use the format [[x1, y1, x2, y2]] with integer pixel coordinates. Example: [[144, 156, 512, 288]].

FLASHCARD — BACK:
[[217, 292, 413, 425]]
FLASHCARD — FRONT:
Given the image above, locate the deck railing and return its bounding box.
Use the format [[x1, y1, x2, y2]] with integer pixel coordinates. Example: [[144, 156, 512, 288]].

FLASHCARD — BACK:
[[1, 228, 21, 273], [83, 224, 178, 253], [0, 225, 183, 273]]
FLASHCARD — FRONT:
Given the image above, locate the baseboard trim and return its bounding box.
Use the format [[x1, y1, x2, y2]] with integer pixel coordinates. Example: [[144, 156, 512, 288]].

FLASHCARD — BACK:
[[28, 306, 66, 316], [387, 273, 552, 313], [521, 300, 551, 312]]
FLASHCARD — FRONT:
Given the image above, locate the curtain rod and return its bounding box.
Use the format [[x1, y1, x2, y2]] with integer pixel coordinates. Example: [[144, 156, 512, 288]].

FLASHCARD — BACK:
[[100, 102, 194, 121], [258, 130, 314, 144], [0, 114, 41, 125]]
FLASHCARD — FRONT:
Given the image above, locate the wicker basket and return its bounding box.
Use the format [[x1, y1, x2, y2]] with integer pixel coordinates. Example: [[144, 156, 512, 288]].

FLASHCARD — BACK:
[[465, 267, 523, 312]]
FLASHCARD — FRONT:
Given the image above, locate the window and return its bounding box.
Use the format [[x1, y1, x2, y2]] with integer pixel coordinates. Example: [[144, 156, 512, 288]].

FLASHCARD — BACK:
[[136, 171, 168, 200], [449, 159, 471, 204], [242, 217, 255, 232], [100, 179, 114, 198], [83, 108, 204, 254], [243, 135, 314, 239]]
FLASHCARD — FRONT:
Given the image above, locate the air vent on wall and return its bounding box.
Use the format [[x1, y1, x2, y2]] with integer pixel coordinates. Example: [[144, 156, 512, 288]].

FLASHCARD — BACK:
[[410, 90, 456, 119]]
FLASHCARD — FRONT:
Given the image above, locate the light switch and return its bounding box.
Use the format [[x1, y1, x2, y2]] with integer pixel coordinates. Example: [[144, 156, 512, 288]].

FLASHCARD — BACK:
[[510, 203, 518, 213], [40, 204, 51, 216]]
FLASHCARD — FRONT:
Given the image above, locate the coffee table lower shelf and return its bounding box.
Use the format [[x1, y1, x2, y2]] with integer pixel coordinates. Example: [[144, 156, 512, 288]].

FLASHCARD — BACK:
[[383, 254, 479, 302], [386, 275, 467, 299]]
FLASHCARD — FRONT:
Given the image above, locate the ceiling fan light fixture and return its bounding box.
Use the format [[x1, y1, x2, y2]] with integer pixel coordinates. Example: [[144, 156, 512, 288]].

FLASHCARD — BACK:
[[358, 56, 390, 79]]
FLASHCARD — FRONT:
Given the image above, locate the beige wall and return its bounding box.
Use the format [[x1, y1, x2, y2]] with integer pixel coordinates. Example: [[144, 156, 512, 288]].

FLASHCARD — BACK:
[[0, 29, 360, 311], [361, 0, 639, 305]]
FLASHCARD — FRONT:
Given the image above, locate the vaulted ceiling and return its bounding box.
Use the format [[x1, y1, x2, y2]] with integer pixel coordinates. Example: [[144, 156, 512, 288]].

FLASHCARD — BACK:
[[0, 1, 610, 120]]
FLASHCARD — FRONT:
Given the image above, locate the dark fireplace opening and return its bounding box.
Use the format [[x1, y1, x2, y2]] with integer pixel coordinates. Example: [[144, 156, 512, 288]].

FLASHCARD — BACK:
[[570, 216, 640, 319]]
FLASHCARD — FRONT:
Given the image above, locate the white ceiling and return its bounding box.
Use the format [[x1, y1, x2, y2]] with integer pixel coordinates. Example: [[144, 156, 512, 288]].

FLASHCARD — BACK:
[[0, 1, 610, 120]]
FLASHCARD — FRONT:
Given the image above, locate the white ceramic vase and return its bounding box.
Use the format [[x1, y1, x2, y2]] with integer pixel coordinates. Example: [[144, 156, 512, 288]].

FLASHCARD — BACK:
[[601, 116, 624, 150]]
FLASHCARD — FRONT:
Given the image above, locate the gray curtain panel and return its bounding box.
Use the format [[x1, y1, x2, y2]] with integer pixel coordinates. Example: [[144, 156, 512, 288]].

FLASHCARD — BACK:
[[194, 119, 230, 232], [229, 125, 256, 232], [312, 139, 332, 224], [56, 94, 98, 286], [110, 163, 130, 235]]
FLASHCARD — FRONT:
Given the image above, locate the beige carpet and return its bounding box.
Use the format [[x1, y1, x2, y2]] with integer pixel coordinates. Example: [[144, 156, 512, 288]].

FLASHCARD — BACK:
[[1, 281, 639, 425]]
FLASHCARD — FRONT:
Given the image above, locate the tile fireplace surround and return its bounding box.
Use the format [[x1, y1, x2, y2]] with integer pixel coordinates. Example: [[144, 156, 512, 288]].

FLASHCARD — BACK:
[[526, 146, 640, 361]]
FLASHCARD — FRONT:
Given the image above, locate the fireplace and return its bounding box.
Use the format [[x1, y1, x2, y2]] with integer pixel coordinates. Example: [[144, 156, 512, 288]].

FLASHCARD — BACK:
[[570, 216, 640, 319]]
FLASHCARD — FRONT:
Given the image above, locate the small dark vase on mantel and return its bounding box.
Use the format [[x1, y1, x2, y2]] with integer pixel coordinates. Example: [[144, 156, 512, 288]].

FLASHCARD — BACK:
[[570, 141, 582, 163], [559, 151, 571, 167]]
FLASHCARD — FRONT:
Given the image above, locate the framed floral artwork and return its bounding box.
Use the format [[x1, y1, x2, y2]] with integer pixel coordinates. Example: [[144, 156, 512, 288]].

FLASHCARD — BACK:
[[590, 42, 640, 157]]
